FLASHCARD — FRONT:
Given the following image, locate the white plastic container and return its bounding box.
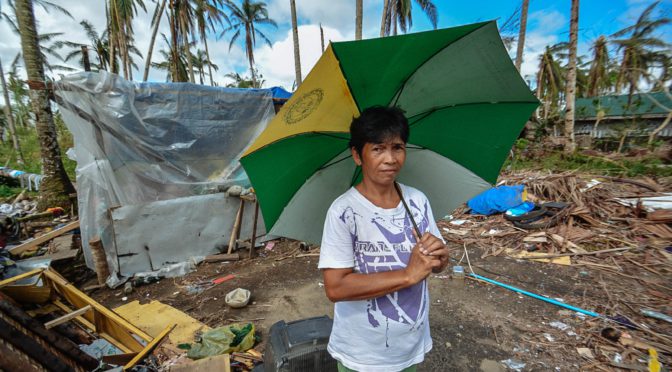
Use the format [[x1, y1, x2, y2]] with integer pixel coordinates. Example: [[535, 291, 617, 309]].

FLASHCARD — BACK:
[[225, 288, 251, 308]]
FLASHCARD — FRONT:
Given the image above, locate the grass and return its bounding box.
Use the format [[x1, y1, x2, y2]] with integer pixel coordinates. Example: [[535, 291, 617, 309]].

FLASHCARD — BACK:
[[505, 139, 672, 178], [0, 113, 76, 199]]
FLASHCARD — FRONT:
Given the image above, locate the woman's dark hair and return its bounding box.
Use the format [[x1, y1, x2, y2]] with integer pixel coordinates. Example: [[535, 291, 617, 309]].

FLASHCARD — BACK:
[[349, 106, 409, 156]]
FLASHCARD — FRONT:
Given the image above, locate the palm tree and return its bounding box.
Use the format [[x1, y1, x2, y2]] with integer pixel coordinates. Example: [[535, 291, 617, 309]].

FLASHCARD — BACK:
[[586, 36, 611, 97], [2, 2, 74, 73], [222, 0, 277, 87], [107, 0, 146, 80], [355, 0, 362, 40], [152, 33, 189, 82], [380, 0, 437, 36], [611, 1, 670, 97], [224, 71, 263, 88], [379, 0, 388, 37], [652, 55, 671, 92], [15, 0, 75, 210], [7, 56, 32, 129], [192, 49, 218, 84], [536, 44, 566, 121], [165, 0, 206, 83], [290, 0, 301, 87], [143, 0, 167, 81], [58, 21, 111, 71], [514, 0, 529, 72], [0, 56, 24, 165], [194, 0, 228, 86], [564, 0, 579, 154], [172, 0, 197, 83]]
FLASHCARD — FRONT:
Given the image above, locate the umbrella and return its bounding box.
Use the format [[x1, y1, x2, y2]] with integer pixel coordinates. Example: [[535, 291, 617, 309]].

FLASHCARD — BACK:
[[240, 21, 539, 244]]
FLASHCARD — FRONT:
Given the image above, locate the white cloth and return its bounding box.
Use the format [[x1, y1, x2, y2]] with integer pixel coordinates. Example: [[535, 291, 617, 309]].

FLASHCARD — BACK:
[[318, 184, 443, 372]]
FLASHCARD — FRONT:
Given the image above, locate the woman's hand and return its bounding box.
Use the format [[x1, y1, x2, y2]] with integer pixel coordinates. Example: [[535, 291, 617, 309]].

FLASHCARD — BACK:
[[405, 231, 444, 282], [416, 232, 450, 273]]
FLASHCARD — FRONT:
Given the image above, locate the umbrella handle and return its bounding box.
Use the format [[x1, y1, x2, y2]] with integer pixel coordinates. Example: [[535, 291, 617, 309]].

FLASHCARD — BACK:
[[394, 181, 422, 240]]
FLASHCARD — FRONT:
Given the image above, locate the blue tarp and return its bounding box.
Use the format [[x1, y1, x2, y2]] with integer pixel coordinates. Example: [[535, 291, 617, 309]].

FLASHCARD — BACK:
[[270, 86, 292, 100], [467, 185, 525, 215]]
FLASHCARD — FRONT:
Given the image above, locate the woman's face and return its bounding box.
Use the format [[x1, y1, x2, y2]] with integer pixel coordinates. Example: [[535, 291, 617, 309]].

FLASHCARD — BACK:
[[352, 135, 406, 187]]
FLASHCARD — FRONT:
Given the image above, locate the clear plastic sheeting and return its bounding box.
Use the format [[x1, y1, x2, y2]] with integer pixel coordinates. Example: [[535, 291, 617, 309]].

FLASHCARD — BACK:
[[55, 72, 274, 277]]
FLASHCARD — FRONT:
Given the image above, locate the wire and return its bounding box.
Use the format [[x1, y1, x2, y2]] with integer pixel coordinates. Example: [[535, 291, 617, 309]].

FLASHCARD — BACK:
[[463, 243, 475, 274]]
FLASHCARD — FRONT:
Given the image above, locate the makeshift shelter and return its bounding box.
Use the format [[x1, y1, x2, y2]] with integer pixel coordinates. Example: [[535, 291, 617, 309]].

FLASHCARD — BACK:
[[55, 72, 275, 282]]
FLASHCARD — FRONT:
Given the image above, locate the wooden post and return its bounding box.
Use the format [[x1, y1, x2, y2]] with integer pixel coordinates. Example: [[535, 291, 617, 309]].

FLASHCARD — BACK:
[[89, 236, 110, 285], [249, 200, 259, 259], [227, 199, 245, 255]]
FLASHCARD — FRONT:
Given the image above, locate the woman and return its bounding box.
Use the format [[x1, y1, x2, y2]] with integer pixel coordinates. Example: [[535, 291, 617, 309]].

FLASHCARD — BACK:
[[319, 106, 450, 372]]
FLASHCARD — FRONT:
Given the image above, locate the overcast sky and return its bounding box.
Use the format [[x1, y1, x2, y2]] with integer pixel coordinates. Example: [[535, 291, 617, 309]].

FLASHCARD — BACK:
[[0, 0, 670, 91]]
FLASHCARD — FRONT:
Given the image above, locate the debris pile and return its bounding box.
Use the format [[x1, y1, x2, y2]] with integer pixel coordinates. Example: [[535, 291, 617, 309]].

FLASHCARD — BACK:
[[440, 171, 672, 369]]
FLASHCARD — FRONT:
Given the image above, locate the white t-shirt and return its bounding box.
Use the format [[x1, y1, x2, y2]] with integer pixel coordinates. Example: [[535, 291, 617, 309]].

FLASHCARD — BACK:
[[318, 184, 442, 372]]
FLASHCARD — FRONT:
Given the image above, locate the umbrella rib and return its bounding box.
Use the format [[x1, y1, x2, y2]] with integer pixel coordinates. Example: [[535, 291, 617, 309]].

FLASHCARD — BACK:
[[312, 132, 350, 141], [318, 153, 353, 170], [390, 22, 492, 108], [407, 100, 539, 124]]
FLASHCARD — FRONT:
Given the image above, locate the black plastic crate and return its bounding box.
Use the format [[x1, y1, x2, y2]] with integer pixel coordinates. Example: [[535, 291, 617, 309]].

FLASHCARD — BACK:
[[264, 316, 337, 372]]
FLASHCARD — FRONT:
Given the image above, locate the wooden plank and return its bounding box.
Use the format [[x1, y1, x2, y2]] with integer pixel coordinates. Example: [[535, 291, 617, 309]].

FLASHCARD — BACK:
[[123, 324, 175, 371], [0, 268, 44, 288], [22, 249, 78, 263], [53, 300, 96, 331], [49, 235, 75, 253], [9, 221, 80, 255], [249, 201, 259, 259], [102, 352, 138, 366], [43, 269, 151, 353], [204, 253, 239, 263], [53, 300, 134, 354], [170, 353, 231, 372], [44, 305, 92, 329]]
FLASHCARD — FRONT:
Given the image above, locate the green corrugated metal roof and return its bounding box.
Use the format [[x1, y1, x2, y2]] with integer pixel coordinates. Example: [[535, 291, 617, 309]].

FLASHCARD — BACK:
[[575, 92, 671, 119]]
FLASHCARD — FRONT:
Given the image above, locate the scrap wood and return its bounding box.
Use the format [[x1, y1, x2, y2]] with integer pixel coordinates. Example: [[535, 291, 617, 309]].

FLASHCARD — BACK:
[[44, 304, 92, 329], [8, 220, 80, 256], [442, 227, 469, 236], [636, 223, 672, 239], [0, 268, 43, 288], [602, 176, 662, 192], [0, 292, 99, 370], [123, 324, 175, 371], [504, 248, 571, 265], [43, 268, 154, 353], [102, 353, 139, 366], [517, 246, 632, 260], [549, 234, 586, 253], [21, 249, 78, 263], [204, 253, 240, 263], [646, 209, 672, 223], [114, 300, 210, 346]]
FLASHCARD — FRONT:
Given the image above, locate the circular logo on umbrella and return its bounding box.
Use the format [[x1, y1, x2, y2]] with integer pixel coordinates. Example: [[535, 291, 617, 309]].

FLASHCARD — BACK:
[[284, 88, 324, 125]]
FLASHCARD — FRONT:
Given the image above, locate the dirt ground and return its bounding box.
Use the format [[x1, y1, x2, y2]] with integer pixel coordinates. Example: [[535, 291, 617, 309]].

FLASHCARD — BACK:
[[79, 235, 661, 372]]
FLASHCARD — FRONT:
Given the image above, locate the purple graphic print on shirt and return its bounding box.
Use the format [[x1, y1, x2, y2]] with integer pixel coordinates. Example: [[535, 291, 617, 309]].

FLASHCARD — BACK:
[[339, 197, 431, 329]]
